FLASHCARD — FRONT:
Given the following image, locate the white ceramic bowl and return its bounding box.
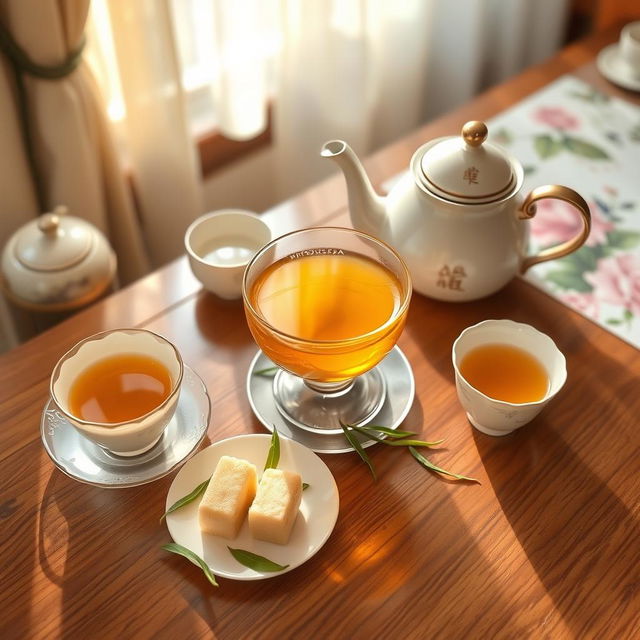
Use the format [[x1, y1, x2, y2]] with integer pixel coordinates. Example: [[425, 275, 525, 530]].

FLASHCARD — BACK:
[[452, 319, 567, 436], [185, 210, 271, 300], [50, 329, 184, 456]]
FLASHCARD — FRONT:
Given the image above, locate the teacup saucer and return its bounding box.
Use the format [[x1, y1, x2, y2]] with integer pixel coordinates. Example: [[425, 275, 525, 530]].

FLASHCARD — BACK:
[[597, 43, 640, 92], [246, 347, 415, 454], [41, 364, 211, 488]]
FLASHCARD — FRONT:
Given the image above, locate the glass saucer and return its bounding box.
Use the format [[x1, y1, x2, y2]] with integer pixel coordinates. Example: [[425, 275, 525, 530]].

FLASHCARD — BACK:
[[40, 364, 211, 488], [246, 347, 415, 454]]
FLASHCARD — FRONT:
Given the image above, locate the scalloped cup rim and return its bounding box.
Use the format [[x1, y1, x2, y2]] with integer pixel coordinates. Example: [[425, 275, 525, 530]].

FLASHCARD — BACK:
[[49, 328, 184, 434], [452, 318, 567, 407]]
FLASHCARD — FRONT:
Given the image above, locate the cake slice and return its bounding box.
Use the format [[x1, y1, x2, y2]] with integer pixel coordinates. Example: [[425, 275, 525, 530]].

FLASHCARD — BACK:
[[198, 456, 257, 539], [248, 468, 302, 545]]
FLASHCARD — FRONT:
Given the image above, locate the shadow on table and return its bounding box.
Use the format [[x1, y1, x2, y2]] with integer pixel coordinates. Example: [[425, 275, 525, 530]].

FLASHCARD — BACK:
[[37, 453, 214, 638], [34, 417, 525, 638], [404, 279, 640, 636], [194, 292, 249, 349], [474, 410, 639, 637], [194, 292, 257, 405], [162, 473, 517, 638]]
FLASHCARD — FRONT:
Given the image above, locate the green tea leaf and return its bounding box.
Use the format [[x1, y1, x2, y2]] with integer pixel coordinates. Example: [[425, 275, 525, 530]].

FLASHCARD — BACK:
[[302, 482, 310, 491], [254, 366, 279, 377], [162, 543, 218, 587], [340, 421, 376, 481], [409, 447, 480, 483], [606, 318, 623, 325], [264, 426, 280, 470], [354, 425, 418, 439], [345, 423, 443, 448], [623, 309, 634, 322], [534, 134, 562, 159], [563, 136, 611, 159], [228, 547, 289, 572], [160, 478, 210, 522], [378, 438, 445, 447]]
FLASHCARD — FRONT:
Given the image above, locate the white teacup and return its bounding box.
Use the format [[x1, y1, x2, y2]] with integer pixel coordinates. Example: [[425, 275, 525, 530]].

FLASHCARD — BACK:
[[452, 319, 567, 436], [50, 329, 184, 456], [185, 210, 271, 300], [619, 21, 640, 78]]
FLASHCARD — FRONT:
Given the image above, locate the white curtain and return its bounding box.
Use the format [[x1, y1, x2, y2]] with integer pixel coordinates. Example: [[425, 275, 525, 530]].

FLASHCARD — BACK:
[[0, 0, 150, 351], [88, 0, 204, 267], [183, 0, 570, 196], [0, 0, 569, 351], [88, 0, 570, 208]]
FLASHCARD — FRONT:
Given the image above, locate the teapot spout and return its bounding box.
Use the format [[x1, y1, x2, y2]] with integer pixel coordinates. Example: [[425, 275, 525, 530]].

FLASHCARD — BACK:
[[321, 140, 387, 237]]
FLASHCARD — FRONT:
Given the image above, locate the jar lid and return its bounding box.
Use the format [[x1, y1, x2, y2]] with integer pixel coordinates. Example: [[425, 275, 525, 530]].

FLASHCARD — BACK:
[[418, 121, 516, 204], [14, 207, 93, 272]]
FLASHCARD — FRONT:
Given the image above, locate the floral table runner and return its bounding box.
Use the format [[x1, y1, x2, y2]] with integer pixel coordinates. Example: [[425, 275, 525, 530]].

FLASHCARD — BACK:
[[386, 75, 640, 349]]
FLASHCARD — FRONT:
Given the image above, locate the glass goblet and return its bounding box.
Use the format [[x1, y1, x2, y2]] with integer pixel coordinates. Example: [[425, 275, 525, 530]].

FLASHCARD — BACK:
[[242, 226, 412, 433]]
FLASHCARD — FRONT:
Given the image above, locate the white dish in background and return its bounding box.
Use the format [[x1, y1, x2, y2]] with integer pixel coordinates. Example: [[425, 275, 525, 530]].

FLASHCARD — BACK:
[[165, 434, 339, 580], [184, 209, 271, 300], [597, 43, 640, 92]]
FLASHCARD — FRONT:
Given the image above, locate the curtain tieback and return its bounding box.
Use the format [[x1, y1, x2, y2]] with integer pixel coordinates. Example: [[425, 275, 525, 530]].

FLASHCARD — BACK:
[[0, 22, 86, 211]]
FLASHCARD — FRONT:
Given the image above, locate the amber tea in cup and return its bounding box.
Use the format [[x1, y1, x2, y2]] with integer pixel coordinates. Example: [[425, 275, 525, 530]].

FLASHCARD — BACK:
[[51, 328, 184, 456], [68, 354, 172, 424], [458, 343, 549, 404], [452, 320, 567, 437]]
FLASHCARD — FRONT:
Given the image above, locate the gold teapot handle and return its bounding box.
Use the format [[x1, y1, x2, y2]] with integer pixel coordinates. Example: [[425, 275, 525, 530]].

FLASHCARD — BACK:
[[518, 185, 591, 273]]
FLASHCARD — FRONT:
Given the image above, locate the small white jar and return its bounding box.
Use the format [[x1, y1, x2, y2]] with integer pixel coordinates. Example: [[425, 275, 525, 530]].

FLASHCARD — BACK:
[[1, 206, 117, 312]]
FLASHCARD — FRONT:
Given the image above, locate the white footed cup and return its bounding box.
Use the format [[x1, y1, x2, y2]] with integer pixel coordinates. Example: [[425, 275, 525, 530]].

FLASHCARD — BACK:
[[619, 21, 640, 78], [452, 319, 567, 436], [185, 209, 271, 300], [50, 329, 184, 456]]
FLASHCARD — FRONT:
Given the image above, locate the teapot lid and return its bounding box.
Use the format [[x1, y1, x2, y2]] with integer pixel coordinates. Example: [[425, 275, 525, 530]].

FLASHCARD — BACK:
[[418, 121, 516, 204], [13, 206, 93, 272]]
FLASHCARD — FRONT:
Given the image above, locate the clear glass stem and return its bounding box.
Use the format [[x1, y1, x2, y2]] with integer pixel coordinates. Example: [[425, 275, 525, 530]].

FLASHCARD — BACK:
[[273, 367, 386, 434], [303, 378, 355, 395]]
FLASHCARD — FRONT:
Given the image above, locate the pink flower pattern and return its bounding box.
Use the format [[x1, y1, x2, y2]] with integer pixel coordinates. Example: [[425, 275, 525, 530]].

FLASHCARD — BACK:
[[585, 254, 640, 316], [532, 106, 580, 130], [495, 77, 640, 341], [530, 199, 613, 248]]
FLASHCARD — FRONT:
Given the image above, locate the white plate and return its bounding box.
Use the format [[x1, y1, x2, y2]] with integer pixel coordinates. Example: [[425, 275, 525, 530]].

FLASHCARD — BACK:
[[165, 434, 339, 580], [597, 43, 640, 92]]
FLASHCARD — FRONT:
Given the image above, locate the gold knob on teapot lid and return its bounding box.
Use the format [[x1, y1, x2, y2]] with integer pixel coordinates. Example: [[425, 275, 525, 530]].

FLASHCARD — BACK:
[[461, 121, 488, 147], [419, 120, 515, 204]]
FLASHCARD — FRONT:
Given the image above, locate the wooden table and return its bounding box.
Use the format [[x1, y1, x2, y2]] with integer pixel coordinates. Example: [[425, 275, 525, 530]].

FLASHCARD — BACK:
[[1, 25, 639, 640]]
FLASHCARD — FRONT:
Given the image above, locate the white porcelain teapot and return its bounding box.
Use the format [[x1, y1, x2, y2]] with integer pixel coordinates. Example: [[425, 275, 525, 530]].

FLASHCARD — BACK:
[[321, 121, 591, 301]]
